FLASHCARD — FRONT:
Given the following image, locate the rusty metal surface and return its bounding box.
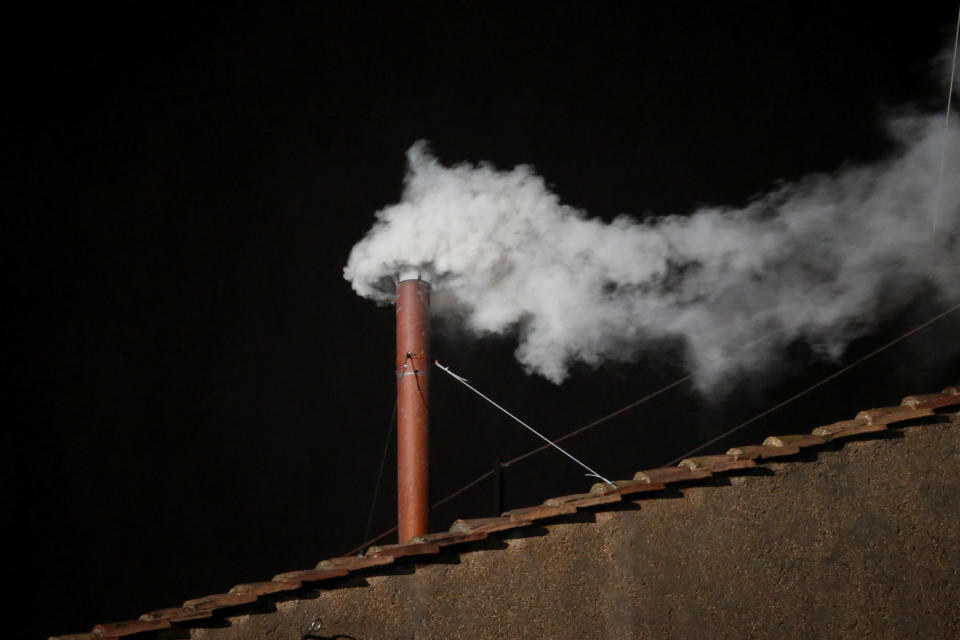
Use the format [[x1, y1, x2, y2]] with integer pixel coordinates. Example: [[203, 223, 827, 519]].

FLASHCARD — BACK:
[[396, 278, 431, 543], [678, 455, 756, 472], [726, 444, 801, 460]]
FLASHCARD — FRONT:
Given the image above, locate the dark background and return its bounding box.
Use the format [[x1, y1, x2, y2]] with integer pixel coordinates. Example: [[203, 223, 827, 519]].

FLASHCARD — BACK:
[[5, 2, 959, 638]]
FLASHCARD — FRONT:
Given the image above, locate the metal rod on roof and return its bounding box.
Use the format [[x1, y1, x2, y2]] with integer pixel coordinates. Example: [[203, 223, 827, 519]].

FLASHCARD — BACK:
[[395, 277, 431, 542], [493, 460, 505, 514]]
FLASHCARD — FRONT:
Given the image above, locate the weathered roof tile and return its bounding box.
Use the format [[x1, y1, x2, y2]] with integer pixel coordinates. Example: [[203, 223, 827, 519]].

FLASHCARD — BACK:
[[856, 406, 932, 425], [501, 503, 578, 522], [589, 479, 667, 497], [365, 542, 441, 559], [228, 581, 301, 597], [727, 444, 801, 460], [678, 455, 756, 472], [182, 591, 257, 612], [901, 392, 957, 409], [92, 619, 170, 636], [633, 467, 712, 484], [316, 555, 394, 571], [812, 417, 884, 438], [763, 433, 828, 448], [450, 516, 531, 535], [139, 607, 216, 623], [543, 492, 622, 508], [271, 567, 348, 583], [408, 530, 490, 546]]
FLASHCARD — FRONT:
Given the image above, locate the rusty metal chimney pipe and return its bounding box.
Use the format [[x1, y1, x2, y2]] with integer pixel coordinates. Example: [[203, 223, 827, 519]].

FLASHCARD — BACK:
[[395, 278, 430, 542]]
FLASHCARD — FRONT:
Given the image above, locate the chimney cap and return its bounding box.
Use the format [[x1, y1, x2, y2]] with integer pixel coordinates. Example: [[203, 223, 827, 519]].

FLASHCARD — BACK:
[[397, 269, 430, 285]]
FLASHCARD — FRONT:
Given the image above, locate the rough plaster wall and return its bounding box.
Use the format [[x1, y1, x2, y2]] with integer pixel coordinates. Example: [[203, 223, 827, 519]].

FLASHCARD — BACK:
[[180, 414, 960, 640]]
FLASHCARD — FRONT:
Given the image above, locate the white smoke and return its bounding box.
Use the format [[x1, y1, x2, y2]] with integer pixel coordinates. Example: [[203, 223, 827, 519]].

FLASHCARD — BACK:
[[344, 115, 959, 390]]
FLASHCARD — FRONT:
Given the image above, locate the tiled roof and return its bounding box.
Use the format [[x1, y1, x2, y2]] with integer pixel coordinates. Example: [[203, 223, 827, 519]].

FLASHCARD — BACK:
[[49, 387, 960, 640]]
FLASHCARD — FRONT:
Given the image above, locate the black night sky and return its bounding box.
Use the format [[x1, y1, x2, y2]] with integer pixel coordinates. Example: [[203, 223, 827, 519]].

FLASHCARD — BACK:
[[7, 3, 960, 638]]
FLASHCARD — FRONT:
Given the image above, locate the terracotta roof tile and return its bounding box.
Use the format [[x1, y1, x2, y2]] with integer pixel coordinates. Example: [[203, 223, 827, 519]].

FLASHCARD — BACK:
[[501, 503, 578, 522], [449, 516, 531, 535], [633, 467, 712, 483], [812, 417, 883, 439], [543, 492, 622, 508], [726, 444, 801, 460], [763, 433, 828, 448], [228, 580, 301, 597], [365, 542, 441, 559], [678, 455, 756, 472], [316, 555, 395, 571], [92, 619, 170, 636], [138, 607, 216, 623], [182, 591, 258, 612], [856, 405, 932, 425], [588, 479, 667, 497], [271, 567, 348, 584], [408, 530, 490, 546], [901, 392, 959, 409]]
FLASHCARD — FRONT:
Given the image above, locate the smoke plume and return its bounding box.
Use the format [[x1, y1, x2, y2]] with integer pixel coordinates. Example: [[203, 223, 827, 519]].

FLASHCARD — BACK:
[[344, 115, 959, 390]]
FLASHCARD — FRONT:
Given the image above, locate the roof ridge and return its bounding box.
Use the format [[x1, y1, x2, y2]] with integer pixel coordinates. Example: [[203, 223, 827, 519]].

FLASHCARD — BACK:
[[50, 387, 960, 640]]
